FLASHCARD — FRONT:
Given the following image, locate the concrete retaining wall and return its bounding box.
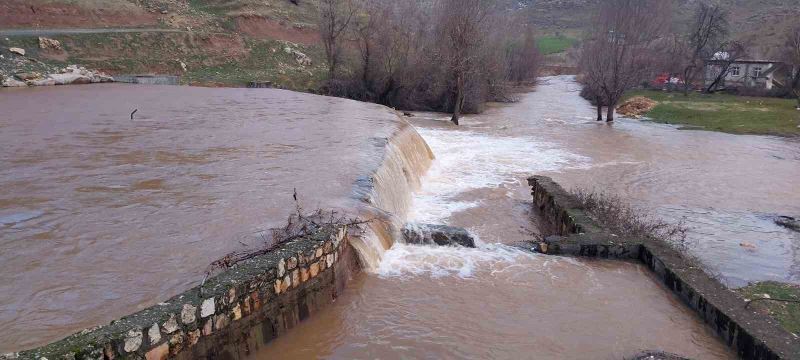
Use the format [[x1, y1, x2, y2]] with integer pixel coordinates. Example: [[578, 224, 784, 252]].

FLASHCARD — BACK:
[[528, 175, 800, 360], [9, 227, 357, 360], [115, 75, 180, 85]]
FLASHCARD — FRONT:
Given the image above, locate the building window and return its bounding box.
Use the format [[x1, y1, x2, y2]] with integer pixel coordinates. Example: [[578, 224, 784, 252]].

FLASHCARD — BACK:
[[753, 66, 763, 78], [729, 66, 740, 76]]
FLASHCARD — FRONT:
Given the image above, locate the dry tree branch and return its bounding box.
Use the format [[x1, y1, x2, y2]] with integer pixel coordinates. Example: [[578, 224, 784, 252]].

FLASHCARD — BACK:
[[199, 193, 373, 295]]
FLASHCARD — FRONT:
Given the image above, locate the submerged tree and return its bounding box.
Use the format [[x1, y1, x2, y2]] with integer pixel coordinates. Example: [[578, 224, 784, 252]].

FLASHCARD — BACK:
[[579, 0, 673, 122], [437, 0, 494, 125]]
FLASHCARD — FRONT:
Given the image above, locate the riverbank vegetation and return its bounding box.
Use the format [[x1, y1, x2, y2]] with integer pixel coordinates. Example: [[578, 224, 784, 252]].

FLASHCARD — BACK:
[[318, 0, 542, 125], [738, 281, 800, 335], [622, 90, 800, 136], [570, 188, 688, 250]]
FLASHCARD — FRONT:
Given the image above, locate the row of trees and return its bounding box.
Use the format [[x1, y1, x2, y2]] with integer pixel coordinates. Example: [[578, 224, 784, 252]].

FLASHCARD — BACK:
[[579, 0, 800, 121], [316, 0, 542, 125]]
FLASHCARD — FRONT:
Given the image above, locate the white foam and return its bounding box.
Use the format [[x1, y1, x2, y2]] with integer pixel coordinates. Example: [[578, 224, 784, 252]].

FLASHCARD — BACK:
[[373, 125, 590, 280], [409, 128, 589, 223], [376, 241, 538, 279]]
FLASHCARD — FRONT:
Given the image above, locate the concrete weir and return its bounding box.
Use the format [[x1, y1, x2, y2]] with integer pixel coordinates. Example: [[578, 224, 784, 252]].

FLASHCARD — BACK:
[[6, 227, 358, 360], [528, 175, 800, 360]]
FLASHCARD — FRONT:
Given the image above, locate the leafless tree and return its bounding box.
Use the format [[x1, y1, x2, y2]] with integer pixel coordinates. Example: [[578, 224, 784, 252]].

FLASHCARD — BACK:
[[326, 0, 542, 119], [504, 20, 541, 84], [318, 0, 355, 79], [579, 0, 673, 122], [678, 3, 729, 96], [437, 0, 494, 125], [784, 25, 800, 109]]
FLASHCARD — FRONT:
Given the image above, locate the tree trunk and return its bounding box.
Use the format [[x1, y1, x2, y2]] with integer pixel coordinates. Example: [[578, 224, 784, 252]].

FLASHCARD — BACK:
[[683, 66, 693, 96], [451, 93, 462, 125], [705, 65, 729, 94], [606, 102, 615, 122], [793, 72, 800, 109], [328, 57, 337, 80], [596, 101, 603, 121], [795, 89, 800, 110], [451, 74, 464, 125]]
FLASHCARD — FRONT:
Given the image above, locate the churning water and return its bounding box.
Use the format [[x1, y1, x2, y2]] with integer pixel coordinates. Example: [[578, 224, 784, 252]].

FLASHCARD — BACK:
[[5, 75, 792, 358], [252, 77, 745, 359]]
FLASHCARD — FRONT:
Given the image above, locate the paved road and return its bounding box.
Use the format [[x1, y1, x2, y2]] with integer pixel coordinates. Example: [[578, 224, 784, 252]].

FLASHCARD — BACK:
[[0, 28, 185, 37]]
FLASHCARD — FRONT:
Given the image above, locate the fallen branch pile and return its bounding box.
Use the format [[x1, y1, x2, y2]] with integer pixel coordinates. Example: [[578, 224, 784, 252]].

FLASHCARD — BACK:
[[200, 197, 371, 292]]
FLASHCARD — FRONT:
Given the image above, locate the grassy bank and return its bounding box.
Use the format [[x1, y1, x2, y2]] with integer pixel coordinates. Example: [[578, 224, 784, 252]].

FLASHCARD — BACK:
[[623, 90, 800, 137], [738, 282, 800, 335]]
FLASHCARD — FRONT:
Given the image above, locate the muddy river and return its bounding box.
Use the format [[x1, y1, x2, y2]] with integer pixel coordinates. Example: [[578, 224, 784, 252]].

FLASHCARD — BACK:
[[2, 76, 796, 357], [0, 84, 407, 351]]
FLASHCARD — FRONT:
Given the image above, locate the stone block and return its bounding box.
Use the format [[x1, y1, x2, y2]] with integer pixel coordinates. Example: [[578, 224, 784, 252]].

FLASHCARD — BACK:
[[180, 304, 196, 325], [200, 298, 215, 318]]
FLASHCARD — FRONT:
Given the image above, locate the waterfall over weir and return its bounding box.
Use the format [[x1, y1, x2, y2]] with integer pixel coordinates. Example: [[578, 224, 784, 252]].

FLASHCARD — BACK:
[[350, 121, 434, 270]]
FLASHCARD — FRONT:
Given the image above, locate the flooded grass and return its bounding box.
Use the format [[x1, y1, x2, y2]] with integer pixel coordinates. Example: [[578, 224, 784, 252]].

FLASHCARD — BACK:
[[737, 281, 800, 335], [624, 90, 800, 137]]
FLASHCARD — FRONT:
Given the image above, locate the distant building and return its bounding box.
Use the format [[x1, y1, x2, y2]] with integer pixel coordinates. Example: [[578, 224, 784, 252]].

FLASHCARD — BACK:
[[704, 59, 790, 92]]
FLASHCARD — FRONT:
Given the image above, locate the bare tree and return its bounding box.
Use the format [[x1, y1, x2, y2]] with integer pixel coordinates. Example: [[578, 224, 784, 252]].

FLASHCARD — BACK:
[[784, 25, 800, 109], [579, 0, 673, 122], [437, 0, 494, 125], [318, 0, 355, 79], [679, 3, 729, 96], [325, 0, 542, 118], [504, 21, 541, 84]]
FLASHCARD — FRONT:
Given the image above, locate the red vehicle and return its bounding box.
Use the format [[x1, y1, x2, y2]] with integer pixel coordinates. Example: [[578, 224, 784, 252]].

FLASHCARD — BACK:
[[652, 73, 685, 89]]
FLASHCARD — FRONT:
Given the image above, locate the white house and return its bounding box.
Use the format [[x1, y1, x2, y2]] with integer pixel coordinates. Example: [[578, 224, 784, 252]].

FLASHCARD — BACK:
[[704, 58, 786, 91]]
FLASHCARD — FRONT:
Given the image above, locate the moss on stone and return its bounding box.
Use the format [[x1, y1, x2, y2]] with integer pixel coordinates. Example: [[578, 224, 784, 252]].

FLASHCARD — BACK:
[[738, 281, 800, 335]]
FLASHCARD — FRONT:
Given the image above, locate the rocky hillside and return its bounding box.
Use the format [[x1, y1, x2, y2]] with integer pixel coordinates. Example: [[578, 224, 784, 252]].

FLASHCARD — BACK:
[[0, 0, 327, 88]]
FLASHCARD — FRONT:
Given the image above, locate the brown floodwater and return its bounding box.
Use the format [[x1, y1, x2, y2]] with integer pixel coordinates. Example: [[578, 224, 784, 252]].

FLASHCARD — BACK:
[[251, 76, 753, 359], [413, 75, 800, 287], [253, 260, 733, 360], [0, 84, 417, 351], [2, 76, 786, 358]]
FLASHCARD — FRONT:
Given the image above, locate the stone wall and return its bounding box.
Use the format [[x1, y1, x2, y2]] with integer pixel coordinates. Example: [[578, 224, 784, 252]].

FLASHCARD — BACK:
[[8, 227, 357, 360], [115, 75, 180, 85], [528, 175, 800, 360]]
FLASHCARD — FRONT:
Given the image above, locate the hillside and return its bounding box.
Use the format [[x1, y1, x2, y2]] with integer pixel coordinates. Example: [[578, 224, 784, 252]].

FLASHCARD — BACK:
[[0, 0, 328, 89], [523, 0, 800, 58], [1, 0, 798, 88]]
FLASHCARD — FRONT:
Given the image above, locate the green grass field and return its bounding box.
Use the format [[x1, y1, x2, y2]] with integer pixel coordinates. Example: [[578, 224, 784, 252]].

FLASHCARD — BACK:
[[536, 35, 577, 55], [624, 90, 800, 137], [738, 282, 800, 335]]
